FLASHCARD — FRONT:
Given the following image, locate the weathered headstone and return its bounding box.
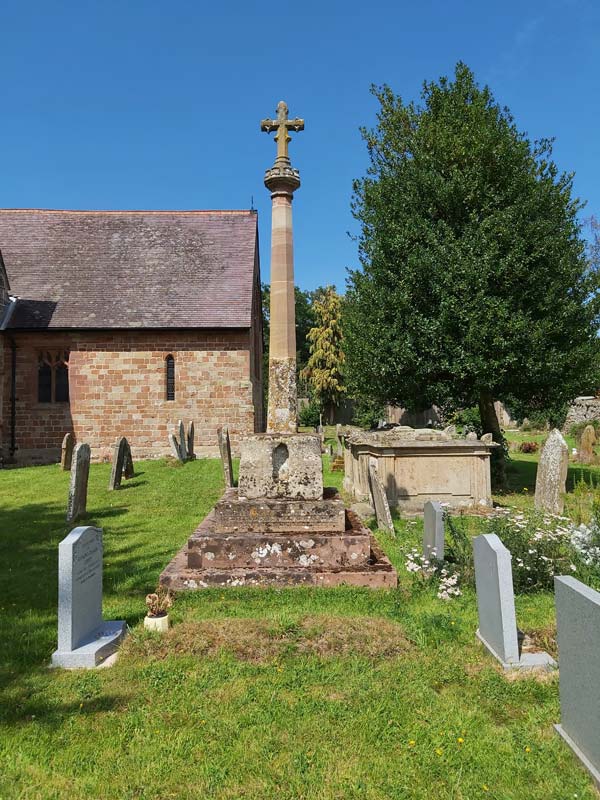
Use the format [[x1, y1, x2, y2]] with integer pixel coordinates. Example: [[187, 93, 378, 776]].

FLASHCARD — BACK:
[[187, 421, 195, 459], [423, 501, 444, 561], [169, 433, 183, 461], [61, 432, 75, 471], [368, 461, 394, 534], [554, 576, 600, 788], [473, 534, 555, 670], [335, 424, 343, 457], [51, 526, 127, 668], [108, 437, 127, 490], [579, 424, 596, 465], [178, 420, 188, 461], [218, 426, 234, 488], [66, 443, 90, 523], [535, 429, 569, 514], [481, 432, 493, 444], [123, 439, 134, 479]]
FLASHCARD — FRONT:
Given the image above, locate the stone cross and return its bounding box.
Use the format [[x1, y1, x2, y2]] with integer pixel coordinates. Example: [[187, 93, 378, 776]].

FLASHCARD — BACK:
[[51, 526, 126, 668], [66, 443, 90, 523], [261, 100, 304, 165], [554, 575, 600, 787], [61, 432, 75, 471], [218, 426, 234, 488], [368, 461, 394, 534], [535, 429, 569, 514], [423, 501, 445, 561]]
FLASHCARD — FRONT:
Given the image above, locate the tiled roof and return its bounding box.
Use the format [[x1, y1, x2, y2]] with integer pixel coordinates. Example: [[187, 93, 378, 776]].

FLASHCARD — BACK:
[[0, 209, 258, 329]]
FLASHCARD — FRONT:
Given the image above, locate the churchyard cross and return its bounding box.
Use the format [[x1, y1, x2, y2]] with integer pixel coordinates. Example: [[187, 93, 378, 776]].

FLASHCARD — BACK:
[[261, 100, 304, 165]]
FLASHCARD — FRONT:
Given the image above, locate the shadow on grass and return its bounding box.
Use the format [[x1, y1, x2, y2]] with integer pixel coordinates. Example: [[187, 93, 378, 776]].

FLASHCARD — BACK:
[[0, 687, 131, 728]]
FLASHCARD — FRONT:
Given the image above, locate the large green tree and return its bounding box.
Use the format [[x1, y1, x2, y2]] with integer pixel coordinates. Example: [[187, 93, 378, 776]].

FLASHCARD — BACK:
[[345, 63, 600, 458]]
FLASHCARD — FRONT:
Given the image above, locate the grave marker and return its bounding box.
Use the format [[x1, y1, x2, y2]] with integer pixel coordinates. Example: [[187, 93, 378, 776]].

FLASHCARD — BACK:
[[169, 433, 183, 461], [187, 421, 195, 459], [51, 526, 126, 668], [535, 429, 569, 514], [108, 437, 127, 490], [368, 461, 394, 534], [66, 443, 90, 523], [218, 426, 234, 488], [579, 424, 596, 465], [423, 501, 444, 561], [123, 439, 134, 479], [61, 432, 75, 471], [178, 419, 188, 461], [554, 576, 600, 788]]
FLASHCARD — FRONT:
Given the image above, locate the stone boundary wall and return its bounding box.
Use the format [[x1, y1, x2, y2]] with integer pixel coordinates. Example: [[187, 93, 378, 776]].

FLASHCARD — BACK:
[[1, 329, 263, 465], [563, 396, 600, 434]]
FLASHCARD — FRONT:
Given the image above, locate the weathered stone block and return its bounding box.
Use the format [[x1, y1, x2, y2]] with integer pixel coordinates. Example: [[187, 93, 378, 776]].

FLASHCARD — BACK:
[[238, 433, 323, 500]]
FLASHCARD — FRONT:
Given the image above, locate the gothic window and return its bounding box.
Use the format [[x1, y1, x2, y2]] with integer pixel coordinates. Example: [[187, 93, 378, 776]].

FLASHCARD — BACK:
[[166, 355, 175, 401], [38, 351, 69, 403]]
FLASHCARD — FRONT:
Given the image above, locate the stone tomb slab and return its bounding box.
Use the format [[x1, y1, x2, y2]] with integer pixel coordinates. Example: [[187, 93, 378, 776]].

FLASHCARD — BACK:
[[238, 433, 323, 500], [554, 576, 600, 788], [51, 526, 126, 668]]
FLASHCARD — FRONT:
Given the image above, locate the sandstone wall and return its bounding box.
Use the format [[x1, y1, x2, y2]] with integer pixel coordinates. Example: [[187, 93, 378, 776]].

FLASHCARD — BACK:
[[1, 328, 263, 465]]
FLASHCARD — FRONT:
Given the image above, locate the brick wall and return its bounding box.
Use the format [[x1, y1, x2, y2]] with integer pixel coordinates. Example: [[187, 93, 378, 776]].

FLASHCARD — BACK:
[[1, 327, 264, 465]]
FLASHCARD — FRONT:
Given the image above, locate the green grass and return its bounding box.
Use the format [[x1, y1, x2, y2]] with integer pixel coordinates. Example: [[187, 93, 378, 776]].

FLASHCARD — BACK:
[[0, 455, 598, 799]]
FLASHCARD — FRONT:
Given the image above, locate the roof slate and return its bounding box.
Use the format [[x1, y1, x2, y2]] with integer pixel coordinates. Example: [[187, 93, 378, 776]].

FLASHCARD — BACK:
[[0, 209, 258, 329]]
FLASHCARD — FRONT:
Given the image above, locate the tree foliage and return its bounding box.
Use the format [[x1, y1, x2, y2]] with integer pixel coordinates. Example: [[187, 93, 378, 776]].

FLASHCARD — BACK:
[[345, 63, 600, 440], [301, 286, 346, 419]]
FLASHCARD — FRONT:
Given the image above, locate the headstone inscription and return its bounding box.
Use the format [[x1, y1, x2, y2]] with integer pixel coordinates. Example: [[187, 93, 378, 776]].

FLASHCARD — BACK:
[[579, 424, 596, 465], [423, 501, 444, 561], [178, 420, 188, 461], [187, 421, 195, 460], [554, 576, 600, 788], [218, 426, 234, 488], [535, 429, 569, 514], [368, 460, 394, 534], [473, 534, 555, 670], [66, 443, 90, 523], [51, 526, 127, 668], [108, 437, 127, 490], [61, 432, 75, 471]]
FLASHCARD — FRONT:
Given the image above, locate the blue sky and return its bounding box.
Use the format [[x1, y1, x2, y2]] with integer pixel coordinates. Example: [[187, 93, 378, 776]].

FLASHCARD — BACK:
[[0, 0, 598, 292]]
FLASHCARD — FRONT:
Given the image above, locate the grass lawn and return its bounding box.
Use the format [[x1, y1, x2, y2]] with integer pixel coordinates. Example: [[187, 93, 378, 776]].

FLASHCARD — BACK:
[[1, 452, 599, 799]]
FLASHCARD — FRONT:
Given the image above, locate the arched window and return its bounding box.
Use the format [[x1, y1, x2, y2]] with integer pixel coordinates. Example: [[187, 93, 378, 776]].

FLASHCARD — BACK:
[[165, 355, 175, 401], [38, 356, 52, 402], [38, 351, 70, 403]]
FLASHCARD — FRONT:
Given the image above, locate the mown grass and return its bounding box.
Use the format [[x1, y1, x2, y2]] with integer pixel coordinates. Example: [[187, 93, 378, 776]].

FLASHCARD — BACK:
[[0, 453, 598, 799]]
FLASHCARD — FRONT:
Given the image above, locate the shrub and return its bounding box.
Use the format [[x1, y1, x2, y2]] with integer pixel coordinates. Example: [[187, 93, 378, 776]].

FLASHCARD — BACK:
[[447, 406, 482, 437], [519, 441, 539, 453], [569, 419, 600, 445], [298, 400, 321, 428], [351, 396, 385, 429]]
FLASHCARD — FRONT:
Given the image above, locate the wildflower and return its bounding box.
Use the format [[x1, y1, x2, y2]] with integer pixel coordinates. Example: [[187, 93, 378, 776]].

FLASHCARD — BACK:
[[524, 746, 531, 753], [79, 703, 83, 709], [482, 786, 489, 793], [435, 748, 443, 756], [457, 737, 464, 744], [523, 487, 528, 492], [408, 740, 416, 747], [570, 564, 577, 572]]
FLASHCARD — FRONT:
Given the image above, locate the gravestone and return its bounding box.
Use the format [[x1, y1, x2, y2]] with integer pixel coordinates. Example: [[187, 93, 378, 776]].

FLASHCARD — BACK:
[[187, 421, 195, 459], [335, 424, 343, 457], [554, 576, 600, 788], [178, 420, 188, 461], [61, 432, 75, 471], [108, 437, 127, 490], [423, 501, 444, 561], [218, 426, 234, 488], [51, 526, 126, 668], [123, 439, 134, 479], [473, 534, 555, 670], [66, 443, 90, 523], [579, 424, 596, 465], [535, 429, 569, 514], [368, 461, 394, 534], [481, 433, 493, 444], [169, 433, 183, 461]]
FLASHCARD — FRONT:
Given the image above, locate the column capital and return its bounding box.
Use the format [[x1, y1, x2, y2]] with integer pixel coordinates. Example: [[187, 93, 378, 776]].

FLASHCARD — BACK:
[[264, 165, 301, 197]]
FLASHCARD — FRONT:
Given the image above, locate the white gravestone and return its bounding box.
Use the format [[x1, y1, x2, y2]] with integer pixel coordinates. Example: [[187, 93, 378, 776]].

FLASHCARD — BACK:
[[423, 501, 444, 561], [66, 443, 90, 523], [51, 527, 127, 668], [554, 576, 600, 788], [473, 534, 555, 670]]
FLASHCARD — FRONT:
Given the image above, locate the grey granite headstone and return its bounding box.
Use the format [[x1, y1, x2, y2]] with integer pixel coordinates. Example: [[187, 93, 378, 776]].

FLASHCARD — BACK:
[[61, 432, 75, 471], [554, 576, 600, 788], [187, 421, 195, 459], [535, 429, 569, 514], [368, 461, 394, 534], [51, 526, 126, 668], [178, 420, 188, 461], [423, 501, 444, 561], [108, 437, 127, 490], [66, 443, 90, 523], [169, 433, 183, 461], [473, 534, 555, 670], [123, 438, 134, 479], [218, 426, 234, 488]]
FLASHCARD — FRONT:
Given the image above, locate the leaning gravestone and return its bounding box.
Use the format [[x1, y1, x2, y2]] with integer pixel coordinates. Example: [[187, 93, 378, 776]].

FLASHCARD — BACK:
[[66, 443, 90, 523], [335, 424, 343, 457], [368, 461, 394, 534], [108, 437, 127, 490], [51, 526, 127, 668], [535, 429, 569, 514], [578, 424, 596, 465], [61, 432, 75, 471], [423, 501, 445, 561], [123, 439, 134, 479], [218, 426, 234, 488], [169, 433, 183, 461], [554, 576, 600, 788], [178, 420, 188, 461], [473, 534, 555, 670], [187, 421, 195, 459]]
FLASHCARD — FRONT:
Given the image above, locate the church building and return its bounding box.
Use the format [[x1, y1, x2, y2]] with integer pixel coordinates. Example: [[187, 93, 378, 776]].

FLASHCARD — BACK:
[[0, 208, 264, 465]]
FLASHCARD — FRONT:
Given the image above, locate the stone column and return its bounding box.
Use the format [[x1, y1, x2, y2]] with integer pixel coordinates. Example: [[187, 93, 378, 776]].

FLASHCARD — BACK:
[[265, 168, 300, 434]]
